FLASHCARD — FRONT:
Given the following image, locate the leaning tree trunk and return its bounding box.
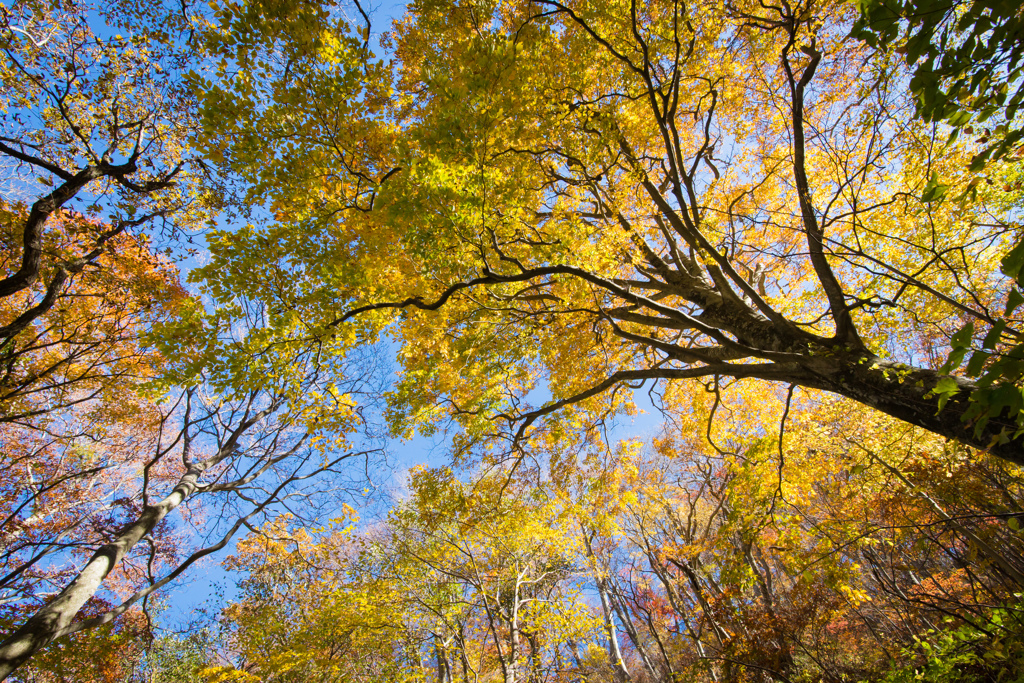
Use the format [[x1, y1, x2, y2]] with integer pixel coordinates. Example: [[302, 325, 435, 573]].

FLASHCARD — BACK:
[[787, 352, 1024, 468], [0, 463, 208, 679]]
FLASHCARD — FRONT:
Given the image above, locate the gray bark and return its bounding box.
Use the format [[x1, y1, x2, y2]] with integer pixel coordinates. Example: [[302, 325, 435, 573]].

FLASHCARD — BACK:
[[0, 398, 270, 679], [0, 462, 206, 679]]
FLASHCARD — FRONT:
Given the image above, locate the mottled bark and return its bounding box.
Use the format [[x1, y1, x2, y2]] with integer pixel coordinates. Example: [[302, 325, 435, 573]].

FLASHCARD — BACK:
[[0, 462, 205, 679]]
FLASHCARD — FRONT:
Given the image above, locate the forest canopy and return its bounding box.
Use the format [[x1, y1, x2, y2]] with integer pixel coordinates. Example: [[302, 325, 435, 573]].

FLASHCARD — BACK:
[[1, 0, 1023, 680]]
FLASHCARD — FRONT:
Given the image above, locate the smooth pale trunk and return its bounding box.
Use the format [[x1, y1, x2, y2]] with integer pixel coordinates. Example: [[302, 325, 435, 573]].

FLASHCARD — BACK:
[[0, 468, 202, 679], [595, 578, 630, 683]]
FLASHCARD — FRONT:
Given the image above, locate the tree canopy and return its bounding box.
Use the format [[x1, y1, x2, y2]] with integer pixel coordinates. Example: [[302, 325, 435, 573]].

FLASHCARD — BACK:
[[1, 0, 1024, 679], [0, 0, 384, 676], [193, 0, 1024, 463]]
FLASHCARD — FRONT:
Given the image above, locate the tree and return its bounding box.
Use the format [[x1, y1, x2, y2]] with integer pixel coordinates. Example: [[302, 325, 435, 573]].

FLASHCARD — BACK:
[[852, 0, 1024, 167], [12, 605, 152, 683], [626, 387, 1024, 680], [0, 205, 189, 618], [0, 1, 396, 677], [851, 0, 1024, 442], [13, 626, 217, 682], [194, 0, 1024, 466], [203, 514, 415, 683], [0, 200, 186, 419], [211, 467, 609, 683], [210, 388, 1024, 682], [1, 2, 204, 656], [0, 359, 383, 679], [0, 0, 211, 335]]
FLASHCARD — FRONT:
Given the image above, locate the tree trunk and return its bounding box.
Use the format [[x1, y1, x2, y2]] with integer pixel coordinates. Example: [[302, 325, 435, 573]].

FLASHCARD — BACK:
[[0, 466, 204, 679], [792, 354, 1024, 467]]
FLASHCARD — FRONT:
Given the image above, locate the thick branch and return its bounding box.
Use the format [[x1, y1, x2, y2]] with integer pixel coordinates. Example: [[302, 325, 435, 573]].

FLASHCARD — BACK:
[[781, 38, 860, 346]]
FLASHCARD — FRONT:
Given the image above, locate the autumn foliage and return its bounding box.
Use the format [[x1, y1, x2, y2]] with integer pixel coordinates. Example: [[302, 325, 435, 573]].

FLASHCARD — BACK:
[[2, 0, 1024, 679], [208, 389, 1024, 682]]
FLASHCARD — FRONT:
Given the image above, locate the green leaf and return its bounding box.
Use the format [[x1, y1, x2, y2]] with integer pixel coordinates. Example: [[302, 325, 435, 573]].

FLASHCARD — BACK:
[[965, 350, 991, 376], [951, 322, 975, 348], [920, 172, 948, 202], [932, 377, 961, 411], [982, 320, 1007, 350], [1006, 288, 1024, 316], [1002, 242, 1024, 281], [942, 322, 975, 372]]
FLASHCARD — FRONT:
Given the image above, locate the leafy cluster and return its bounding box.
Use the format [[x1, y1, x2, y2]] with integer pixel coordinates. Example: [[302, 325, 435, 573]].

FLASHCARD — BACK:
[[853, 0, 1024, 166], [209, 392, 1024, 683], [2, 0, 1024, 679]]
